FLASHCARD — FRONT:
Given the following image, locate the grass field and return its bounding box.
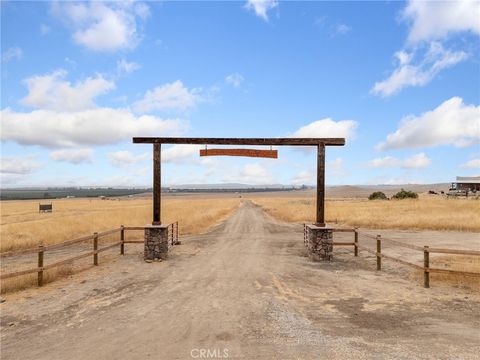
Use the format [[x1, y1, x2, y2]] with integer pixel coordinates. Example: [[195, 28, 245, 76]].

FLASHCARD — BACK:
[[1, 193, 478, 293], [1, 194, 479, 252], [0, 197, 241, 252], [249, 195, 480, 232]]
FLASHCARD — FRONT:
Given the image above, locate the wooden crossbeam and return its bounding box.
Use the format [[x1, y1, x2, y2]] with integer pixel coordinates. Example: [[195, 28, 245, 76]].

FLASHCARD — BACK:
[[133, 137, 345, 146], [200, 148, 278, 158]]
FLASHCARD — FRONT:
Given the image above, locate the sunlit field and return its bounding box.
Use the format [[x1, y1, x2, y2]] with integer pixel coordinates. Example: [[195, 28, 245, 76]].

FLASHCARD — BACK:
[[0, 196, 241, 252], [248, 195, 480, 232]]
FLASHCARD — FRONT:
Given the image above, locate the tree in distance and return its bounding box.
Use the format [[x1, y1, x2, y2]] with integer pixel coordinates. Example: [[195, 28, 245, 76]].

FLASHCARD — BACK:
[[392, 189, 418, 199], [368, 191, 388, 200]]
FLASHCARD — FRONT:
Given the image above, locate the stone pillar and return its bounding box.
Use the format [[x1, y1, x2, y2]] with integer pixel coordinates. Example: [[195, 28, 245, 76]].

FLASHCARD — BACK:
[[306, 225, 333, 261], [144, 225, 169, 261]]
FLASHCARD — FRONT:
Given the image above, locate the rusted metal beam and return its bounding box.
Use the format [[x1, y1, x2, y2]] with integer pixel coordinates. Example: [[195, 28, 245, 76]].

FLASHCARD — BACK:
[[153, 143, 161, 225], [316, 143, 325, 227], [200, 148, 278, 158], [133, 137, 345, 146]]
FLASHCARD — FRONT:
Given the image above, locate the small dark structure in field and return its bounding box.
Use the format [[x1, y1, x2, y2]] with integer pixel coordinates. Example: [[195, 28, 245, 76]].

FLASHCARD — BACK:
[[39, 203, 52, 213]]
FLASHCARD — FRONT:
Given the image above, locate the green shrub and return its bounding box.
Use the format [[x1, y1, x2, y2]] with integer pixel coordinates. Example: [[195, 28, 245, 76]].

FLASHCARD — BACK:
[[392, 188, 418, 199], [368, 191, 388, 200]]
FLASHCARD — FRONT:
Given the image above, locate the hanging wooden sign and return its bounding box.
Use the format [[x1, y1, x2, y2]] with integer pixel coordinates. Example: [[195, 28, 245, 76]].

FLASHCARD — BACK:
[[199, 148, 278, 158]]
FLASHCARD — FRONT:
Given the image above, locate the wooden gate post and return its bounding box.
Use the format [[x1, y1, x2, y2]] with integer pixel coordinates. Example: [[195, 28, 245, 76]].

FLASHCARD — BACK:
[[376, 235, 382, 270], [316, 143, 326, 227], [37, 245, 44, 287], [424, 246, 430, 288], [153, 143, 161, 225], [120, 225, 125, 255], [354, 228, 358, 257], [93, 232, 98, 266]]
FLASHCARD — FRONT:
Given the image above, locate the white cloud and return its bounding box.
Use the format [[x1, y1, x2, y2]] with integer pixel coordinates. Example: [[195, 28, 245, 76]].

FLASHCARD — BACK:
[[368, 153, 431, 169], [328, 158, 343, 168], [20, 69, 115, 111], [64, 57, 77, 68], [371, 42, 467, 97], [160, 145, 217, 168], [133, 81, 203, 113], [224, 163, 273, 184], [369, 176, 427, 186], [460, 159, 480, 169], [51, 2, 149, 52], [40, 24, 50, 35], [402, 0, 480, 44], [291, 170, 314, 185], [50, 148, 94, 164], [162, 145, 199, 163], [367, 156, 401, 168], [0, 156, 42, 174], [327, 157, 347, 178], [245, 0, 278, 21], [292, 118, 357, 140], [372, 1, 479, 97], [225, 73, 244, 88], [117, 59, 140, 75], [1, 107, 185, 148], [402, 153, 431, 169], [377, 97, 480, 150], [108, 151, 149, 167], [333, 24, 351, 35], [2, 47, 22, 62]]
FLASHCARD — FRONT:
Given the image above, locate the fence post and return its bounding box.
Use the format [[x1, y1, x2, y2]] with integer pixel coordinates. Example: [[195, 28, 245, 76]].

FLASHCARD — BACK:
[[424, 246, 430, 288], [120, 225, 125, 255], [376, 235, 381, 270], [354, 228, 358, 257], [171, 223, 174, 245], [176, 221, 179, 244], [37, 245, 44, 287], [93, 232, 98, 266]]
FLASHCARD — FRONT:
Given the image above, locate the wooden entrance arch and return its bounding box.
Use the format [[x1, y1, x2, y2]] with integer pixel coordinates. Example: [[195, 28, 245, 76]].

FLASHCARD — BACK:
[[133, 137, 345, 227]]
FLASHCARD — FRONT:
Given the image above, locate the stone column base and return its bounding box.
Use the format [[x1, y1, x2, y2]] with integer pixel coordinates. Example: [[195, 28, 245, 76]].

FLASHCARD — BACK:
[[144, 225, 168, 261], [306, 225, 333, 261]]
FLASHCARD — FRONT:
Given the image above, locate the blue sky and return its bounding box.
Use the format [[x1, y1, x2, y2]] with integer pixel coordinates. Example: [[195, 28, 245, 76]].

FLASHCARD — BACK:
[[1, 0, 479, 187]]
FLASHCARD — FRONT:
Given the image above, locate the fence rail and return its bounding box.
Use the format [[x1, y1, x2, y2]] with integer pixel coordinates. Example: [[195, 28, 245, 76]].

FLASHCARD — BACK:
[[0, 222, 179, 286], [304, 223, 480, 288]]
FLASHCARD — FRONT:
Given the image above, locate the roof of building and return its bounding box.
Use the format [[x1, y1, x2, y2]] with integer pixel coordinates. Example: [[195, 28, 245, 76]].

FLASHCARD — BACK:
[[456, 176, 480, 184]]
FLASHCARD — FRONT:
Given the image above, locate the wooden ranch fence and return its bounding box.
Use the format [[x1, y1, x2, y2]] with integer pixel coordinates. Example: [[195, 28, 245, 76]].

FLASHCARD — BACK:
[[303, 224, 480, 288], [0, 222, 179, 287]]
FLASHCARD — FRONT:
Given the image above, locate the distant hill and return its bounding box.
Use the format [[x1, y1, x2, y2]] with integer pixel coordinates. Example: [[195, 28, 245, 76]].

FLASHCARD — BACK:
[[0, 188, 151, 200], [1, 183, 451, 200], [169, 183, 296, 190], [326, 184, 450, 198]]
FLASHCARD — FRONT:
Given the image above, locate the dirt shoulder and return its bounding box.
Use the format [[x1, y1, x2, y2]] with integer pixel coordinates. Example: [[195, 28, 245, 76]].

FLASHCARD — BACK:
[[1, 201, 479, 359]]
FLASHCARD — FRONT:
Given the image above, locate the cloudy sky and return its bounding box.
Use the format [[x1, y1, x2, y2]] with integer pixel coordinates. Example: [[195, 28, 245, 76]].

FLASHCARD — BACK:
[[1, 0, 479, 187]]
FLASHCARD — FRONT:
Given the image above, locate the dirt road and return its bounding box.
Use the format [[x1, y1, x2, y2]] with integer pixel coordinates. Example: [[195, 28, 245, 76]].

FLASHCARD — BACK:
[[1, 201, 479, 359]]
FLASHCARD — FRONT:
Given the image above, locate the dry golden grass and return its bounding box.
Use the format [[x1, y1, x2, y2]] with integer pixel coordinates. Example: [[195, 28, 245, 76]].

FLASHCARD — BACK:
[[0, 264, 74, 294], [0, 197, 241, 252], [249, 196, 480, 232], [415, 255, 480, 290]]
